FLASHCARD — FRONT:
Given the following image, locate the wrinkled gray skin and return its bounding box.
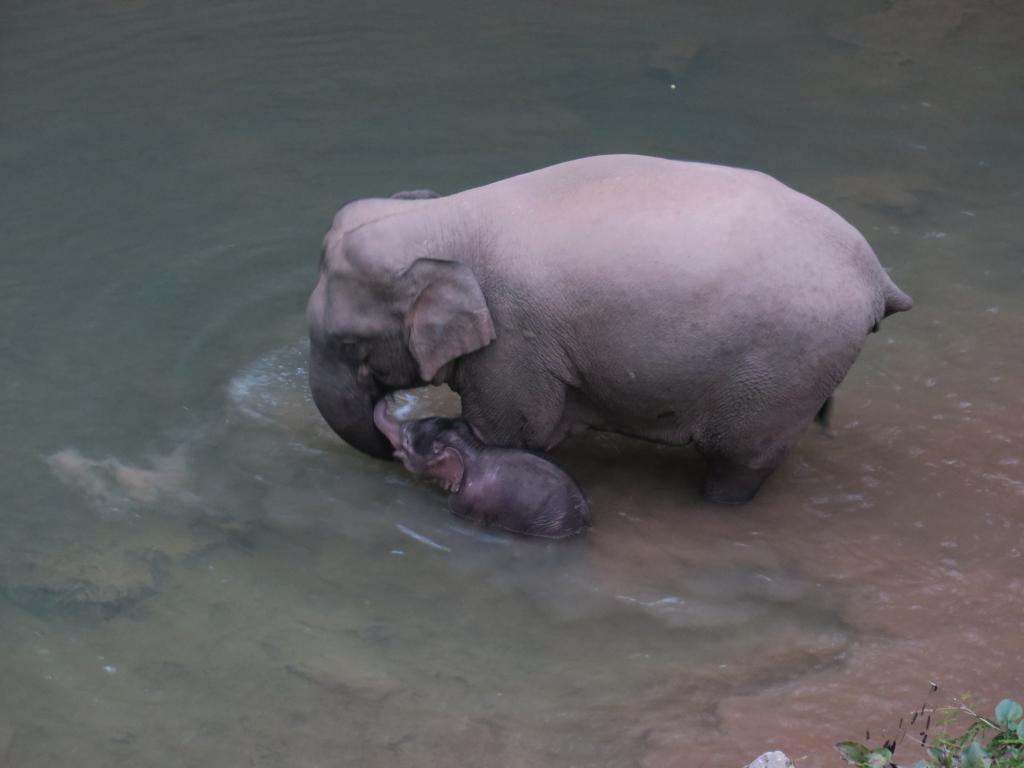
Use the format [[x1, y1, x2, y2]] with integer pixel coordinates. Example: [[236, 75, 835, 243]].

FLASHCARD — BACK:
[[374, 401, 590, 539], [308, 155, 913, 504]]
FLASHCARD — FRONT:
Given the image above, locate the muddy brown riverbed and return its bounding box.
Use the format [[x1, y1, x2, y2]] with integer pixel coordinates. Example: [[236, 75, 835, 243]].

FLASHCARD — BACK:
[[2, 0, 1022, 765]]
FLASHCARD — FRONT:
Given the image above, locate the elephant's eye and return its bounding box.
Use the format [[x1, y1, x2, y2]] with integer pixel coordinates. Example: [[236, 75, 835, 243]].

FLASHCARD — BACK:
[[325, 334, 353, 352], [326, 336, 368, 364]]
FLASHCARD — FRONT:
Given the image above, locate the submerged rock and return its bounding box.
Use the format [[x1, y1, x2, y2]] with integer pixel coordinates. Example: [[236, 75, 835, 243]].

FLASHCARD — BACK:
[[828, 0, 977, 55], [829, 171, 939, 217], [820, 0, 1023, 112], [645, 32, 704, 83], [0, 543, 170, 621], [745, 752, 794, 768]]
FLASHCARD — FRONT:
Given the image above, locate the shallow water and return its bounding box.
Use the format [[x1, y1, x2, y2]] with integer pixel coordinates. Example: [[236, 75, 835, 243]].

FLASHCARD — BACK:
[[2, 0, 1023, 765]]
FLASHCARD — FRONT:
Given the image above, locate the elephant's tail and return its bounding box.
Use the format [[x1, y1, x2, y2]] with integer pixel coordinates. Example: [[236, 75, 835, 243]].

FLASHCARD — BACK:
[[882, 278, 913, 318]]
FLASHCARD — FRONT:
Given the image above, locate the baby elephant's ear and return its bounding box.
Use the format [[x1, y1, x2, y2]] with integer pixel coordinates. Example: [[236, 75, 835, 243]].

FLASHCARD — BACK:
[[402, 258, 496, 383], [429, 447, 466, 493]]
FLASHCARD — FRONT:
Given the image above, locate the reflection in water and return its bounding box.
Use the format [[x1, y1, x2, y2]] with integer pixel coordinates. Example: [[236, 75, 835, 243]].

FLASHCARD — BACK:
[[2, 0, 1023, 765]]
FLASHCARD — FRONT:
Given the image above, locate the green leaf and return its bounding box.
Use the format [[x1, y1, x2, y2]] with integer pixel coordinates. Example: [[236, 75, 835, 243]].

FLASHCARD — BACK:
[[927, 745, 947, 762], [965, 721, 988, 742], [836, 742, 871, 766], [1017, 719, 1024, 741], [995, 699, 1023, 726], [962, 740, 991, 768], [868, 747, 893, 768]]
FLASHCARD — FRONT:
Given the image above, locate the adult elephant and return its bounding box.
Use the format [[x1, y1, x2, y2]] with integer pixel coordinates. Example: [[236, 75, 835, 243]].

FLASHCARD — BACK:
[[307, 155, 911, 503]]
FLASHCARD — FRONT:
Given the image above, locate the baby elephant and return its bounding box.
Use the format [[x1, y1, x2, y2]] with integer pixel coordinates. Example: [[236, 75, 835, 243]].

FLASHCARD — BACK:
[[373, 401, 590, 539]]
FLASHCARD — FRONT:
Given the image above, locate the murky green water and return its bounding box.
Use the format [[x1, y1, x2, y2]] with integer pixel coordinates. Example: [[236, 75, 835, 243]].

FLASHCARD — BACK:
[[2, 1, 1022, 765]]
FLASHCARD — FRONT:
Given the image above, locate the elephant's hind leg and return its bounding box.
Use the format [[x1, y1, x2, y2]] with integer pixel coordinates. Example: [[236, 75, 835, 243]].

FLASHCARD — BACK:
[[694, 354, 838, 504], [456, 365, 568, 451], [695, 391, 826, 504]]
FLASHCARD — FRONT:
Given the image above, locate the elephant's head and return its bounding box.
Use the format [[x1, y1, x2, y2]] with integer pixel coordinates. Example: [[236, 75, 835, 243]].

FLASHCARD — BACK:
[[307, 197, 496, 459]]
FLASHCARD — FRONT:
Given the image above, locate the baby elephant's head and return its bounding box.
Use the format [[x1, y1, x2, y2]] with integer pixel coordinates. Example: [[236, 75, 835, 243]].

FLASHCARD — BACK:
[[373, 401, 474, 492]]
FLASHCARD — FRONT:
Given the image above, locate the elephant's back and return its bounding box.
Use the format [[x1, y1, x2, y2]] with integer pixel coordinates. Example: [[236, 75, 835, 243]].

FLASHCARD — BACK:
[[466, 155, 897, 336], [455, 156, 908, 434]]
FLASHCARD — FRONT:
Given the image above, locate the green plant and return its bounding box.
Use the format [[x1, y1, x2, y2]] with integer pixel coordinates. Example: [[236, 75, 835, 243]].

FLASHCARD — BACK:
[[836, 693, 1024, 768]]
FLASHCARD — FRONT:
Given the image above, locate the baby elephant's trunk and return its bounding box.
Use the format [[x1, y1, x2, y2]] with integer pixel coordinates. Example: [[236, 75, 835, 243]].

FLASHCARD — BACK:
[[372, 400, 403, 452]]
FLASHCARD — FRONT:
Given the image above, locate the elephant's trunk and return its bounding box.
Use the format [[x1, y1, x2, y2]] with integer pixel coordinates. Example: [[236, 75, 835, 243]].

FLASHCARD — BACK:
[[308, 346, 394, 459]]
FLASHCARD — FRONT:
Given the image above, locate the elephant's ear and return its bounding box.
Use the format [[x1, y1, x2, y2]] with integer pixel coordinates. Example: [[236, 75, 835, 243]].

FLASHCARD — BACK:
[[427, 447, 466, 493], [402, 258, 496, 383]]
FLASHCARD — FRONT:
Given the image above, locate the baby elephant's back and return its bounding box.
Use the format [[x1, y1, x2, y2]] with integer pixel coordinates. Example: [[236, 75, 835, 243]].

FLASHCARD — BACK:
[[471, 449, 590, 539]]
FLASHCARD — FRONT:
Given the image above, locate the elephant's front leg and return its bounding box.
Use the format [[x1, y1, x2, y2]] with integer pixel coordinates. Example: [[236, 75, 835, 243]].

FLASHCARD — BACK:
[[454, 366, 568, 452], [700, 455, 780, 505]]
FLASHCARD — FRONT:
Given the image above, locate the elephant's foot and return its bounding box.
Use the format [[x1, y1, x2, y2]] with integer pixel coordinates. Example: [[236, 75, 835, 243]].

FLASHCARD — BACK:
[[701, 458, 775, 505]]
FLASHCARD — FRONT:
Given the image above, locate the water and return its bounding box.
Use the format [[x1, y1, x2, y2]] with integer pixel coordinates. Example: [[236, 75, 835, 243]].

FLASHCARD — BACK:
[[2, 0, 1022, 765]]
